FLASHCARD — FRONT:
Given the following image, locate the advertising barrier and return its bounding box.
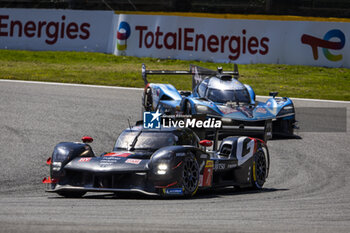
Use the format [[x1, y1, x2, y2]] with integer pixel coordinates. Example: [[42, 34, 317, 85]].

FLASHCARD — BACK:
[[0, 9, 348, 68], [114, 13, 350, 68], [0, 8, 116, 53]]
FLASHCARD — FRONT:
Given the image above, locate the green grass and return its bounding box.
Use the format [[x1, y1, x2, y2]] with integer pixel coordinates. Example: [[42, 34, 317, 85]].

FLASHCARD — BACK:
[[0, 49, 349, 100]]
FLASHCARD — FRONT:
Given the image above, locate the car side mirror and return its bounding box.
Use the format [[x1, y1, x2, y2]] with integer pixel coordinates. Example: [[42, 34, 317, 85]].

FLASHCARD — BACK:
[[200, 140, 213, 147], [269, 91, 279, 98], [81, 136, 93, 143]]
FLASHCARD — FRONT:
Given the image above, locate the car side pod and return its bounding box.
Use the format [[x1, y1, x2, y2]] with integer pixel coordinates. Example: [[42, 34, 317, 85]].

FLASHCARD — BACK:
[[81, 136, 93, 143]]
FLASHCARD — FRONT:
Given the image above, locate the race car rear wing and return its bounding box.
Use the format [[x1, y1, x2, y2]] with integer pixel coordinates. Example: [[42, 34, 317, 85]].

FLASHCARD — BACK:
[[192, 119, 272, 148], [160, 114, 272, 144], [141, 63, 239, 90]]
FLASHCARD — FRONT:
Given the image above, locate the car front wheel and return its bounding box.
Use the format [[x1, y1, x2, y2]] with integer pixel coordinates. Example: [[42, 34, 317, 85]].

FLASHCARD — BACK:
[[251, 149, 267, 189], [182, 156, 199, 197]]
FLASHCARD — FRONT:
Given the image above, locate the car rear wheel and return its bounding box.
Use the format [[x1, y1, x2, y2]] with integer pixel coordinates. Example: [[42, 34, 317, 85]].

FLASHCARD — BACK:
[[182, 156, 199, 197], [251, 149, 267, 189], [144, 87, 153, 111]]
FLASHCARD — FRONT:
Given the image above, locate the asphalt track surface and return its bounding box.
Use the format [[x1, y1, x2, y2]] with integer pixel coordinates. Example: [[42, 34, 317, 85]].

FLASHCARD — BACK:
[[0, 80, 349, 233]]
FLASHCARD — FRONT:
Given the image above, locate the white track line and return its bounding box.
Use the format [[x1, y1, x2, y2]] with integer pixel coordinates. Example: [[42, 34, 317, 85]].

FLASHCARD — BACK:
[[0, 79, 142, 91], [1, 79, 349, 104], [256, 95, 350, 104]]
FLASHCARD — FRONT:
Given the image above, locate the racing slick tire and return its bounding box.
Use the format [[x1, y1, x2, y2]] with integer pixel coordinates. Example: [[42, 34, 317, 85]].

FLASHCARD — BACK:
[[57, 191, 87, 198], [185, 101, 192, 115], [251, 148, 268, 190], [141, 87, 153, 119], [181, 155, 200, 197], [144, 87, 153, 112]]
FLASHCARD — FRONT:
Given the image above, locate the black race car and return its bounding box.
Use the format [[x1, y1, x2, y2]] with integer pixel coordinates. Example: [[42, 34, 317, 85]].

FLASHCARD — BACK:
[[43, 126, 269, 198]]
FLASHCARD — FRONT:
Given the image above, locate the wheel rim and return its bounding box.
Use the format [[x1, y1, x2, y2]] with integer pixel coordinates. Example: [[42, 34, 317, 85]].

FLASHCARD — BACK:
[[182, 157, 199, 193], [255, 151, 267, 185]]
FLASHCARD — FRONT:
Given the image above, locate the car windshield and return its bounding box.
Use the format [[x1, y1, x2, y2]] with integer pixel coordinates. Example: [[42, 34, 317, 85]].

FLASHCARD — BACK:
[[207, 88, 250, 104], [114, 131, 176, 151]]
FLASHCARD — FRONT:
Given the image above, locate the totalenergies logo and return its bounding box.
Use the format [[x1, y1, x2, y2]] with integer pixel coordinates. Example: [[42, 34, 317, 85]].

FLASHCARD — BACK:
[[116, 21, 131, 51], [301, 29, 345, 62]]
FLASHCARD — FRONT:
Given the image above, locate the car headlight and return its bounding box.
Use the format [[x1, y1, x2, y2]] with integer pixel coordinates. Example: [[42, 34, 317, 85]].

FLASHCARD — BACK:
[[52, 162, 62, 171], [195, 105, 220, 116], [157, 163, 168, 175], [278, 105, 294, 117], [196, 105, 208, 113], [221, 117, 232, 124]]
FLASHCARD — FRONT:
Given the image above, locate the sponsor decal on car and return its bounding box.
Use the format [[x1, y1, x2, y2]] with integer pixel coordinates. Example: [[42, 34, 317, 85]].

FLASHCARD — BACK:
[[175, 152, 186, 157], [199, 175, 203, 187], [256, 107, 267, 114], [104, 152, 131, 157], [227, 163, 237, 168], [125, 158, 142, 165], [200, 160, 213, 187], [252, 162, 256, 182], [214, 161, 225, 170], [164, 188, 183, 195], [218, 106, 239, 115], [199, 161, 205, 171], [236, 137, 255, 166], [100, 157, 121, 166], [205, 160, 214, 168], [78, 157, 91, 162]]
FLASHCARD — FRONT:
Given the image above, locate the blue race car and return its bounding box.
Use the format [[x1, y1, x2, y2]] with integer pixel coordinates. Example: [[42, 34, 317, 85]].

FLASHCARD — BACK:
[[141, 64, 297, 140]]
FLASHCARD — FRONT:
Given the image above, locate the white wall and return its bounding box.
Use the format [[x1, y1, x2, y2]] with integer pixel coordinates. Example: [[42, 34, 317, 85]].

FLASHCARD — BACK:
[[0, 8, 116, 53], [114, 14, 350, 68], [1, 9, 348, 68]]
